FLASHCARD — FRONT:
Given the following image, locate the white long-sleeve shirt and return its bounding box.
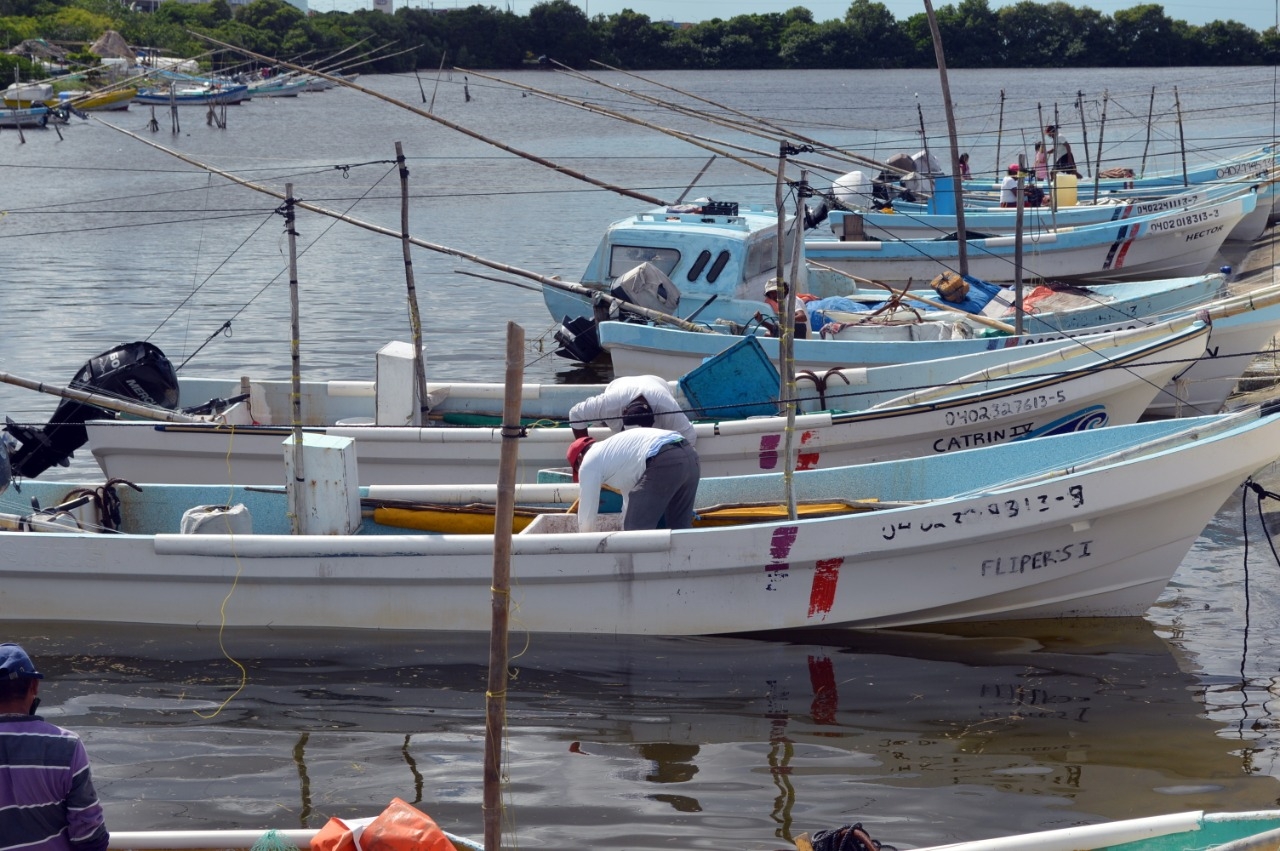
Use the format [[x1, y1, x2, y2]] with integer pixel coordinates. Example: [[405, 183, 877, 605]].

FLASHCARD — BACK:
[[568, 375, 697, 445], [576, 428, 685, 532]]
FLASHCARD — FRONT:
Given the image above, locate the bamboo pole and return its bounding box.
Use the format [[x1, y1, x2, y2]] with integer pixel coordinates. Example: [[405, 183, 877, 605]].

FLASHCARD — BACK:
[[395, 141, 428, 424], [924, 0, 968, 276], [783, 168, 807, 522], [484, 320, 524, 851], [1092, 90, 1108, 206], [1075, 90, 1090, 178], [1175, 86, 1189, 187], [578, 59, 901, 176], [188, 33, 668, 207], [995, 89, 1005, 180], [1141, 86, 1156, 177], [283, 183, 305, 537], [0, 370, 201, 423], [91, 121, 718, 334]]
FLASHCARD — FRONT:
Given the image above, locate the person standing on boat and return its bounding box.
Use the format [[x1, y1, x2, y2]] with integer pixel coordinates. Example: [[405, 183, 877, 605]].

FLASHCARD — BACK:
[[958, 152, 972, 179], [1033, 142, 1049, 180], [567, 428, 701, 533], [568, 375, 697, 446], [0, 643, 109, 851], [1045, 125, 1080, 177]]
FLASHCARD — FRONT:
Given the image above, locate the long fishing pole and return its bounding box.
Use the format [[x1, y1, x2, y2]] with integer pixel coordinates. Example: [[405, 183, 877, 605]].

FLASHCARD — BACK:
[[585, 58, 903, 176], [546, 59, 859, 180], [92, 119, 715, 334], [188, 33, 669, 207]]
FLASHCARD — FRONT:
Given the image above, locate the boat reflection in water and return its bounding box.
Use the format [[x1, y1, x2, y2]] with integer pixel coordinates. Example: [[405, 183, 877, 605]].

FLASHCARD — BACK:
[[13, 619, 1280, 850]]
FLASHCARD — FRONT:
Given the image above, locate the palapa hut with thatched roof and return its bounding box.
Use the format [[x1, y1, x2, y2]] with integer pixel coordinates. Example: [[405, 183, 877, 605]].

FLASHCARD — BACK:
[[88, 31, 135, 62]]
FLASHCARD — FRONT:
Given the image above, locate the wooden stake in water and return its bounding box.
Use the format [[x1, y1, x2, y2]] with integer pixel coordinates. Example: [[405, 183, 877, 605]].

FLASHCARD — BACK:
[[924, 0, 969, 275], [283, 182, 305, 536], [395, 141, 428, 422], [484, 320, 524, 851]]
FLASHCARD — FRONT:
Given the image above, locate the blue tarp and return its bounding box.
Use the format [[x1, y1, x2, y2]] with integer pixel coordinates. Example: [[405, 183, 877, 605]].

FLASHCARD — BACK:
[[805, 275, 1003, 333]]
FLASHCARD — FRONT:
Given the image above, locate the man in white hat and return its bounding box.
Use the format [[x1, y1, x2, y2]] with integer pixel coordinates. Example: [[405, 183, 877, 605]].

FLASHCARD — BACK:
[[0, 643, 109, 851]]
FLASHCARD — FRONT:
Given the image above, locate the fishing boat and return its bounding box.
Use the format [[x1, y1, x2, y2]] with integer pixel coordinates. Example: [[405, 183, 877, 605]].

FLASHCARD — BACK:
[[101, 811, 1280, 851], [0, 105, 49, 127], [804, 189, 1255, 287], [841, 182, 1265, 243], [132, 83, 250, 105], [599, 278, 1280, 419], [61, 86, 136, 111], [4, 407, 1280, 633], [108, 823, 482, 850], [58, 320, 1209, 487]]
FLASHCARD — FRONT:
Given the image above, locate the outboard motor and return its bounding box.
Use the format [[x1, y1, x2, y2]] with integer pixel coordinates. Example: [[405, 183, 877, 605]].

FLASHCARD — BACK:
[[0, 432, 11, 496], [4, 341, 179, 479], [553, 315, 604, 363]]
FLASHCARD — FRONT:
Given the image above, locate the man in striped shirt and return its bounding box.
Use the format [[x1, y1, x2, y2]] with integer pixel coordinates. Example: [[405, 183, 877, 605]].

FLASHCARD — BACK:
[[0, 643, 109, 851]]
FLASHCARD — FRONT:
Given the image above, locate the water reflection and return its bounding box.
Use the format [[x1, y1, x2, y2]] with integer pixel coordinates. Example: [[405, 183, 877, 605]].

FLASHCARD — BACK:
[[9, 620, 1280, 849]]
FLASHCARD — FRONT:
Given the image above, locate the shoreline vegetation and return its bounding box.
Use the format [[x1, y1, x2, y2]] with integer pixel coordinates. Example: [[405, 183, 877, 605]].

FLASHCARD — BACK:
[[3, 0, 1280, 79]]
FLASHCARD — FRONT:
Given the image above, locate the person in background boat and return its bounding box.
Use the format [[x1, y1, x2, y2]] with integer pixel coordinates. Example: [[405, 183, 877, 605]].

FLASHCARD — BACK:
[[1034, 142, 1049, 181], [0, 643, 109, 851], [999, 163, 1021, 207], [762, 279, 818, 338], [958, 152, 972, 179], [569, 375, 697, 446], [1045, 125, 1081, 177], [567, 428, 701, 533]]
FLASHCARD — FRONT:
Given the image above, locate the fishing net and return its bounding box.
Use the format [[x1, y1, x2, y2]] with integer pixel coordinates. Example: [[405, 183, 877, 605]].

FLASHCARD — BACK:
[[250, 830, 300, 851]]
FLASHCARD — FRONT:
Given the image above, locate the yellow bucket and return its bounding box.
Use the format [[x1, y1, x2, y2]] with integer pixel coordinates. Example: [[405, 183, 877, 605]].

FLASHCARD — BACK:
[[1054, 172, 1078, 207]]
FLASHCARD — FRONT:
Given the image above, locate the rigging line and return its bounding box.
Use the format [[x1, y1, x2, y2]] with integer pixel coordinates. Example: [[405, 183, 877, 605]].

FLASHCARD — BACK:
[[183, 170, 216, 366], [0, 212, 273, 241], [170, 162, 401, 370]]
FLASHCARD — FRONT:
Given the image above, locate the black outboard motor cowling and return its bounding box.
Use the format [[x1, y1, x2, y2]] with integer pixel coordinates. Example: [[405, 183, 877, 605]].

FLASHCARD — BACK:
[[5, 341, 179, 479]]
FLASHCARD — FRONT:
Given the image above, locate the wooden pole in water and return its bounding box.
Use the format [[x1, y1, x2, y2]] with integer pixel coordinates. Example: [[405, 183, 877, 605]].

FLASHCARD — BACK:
[[1014, 157, 1026, 336], [923, 0, 968, 275], [772, 142, 797, 518], [1174, 86, 1189, 187], [484, 320, 524, 851], [995, 88, 1005, 181], [1141, 86, 1156, 177], [782, 169, 807, 522], [283, 182, 305, 537], [394, 141, 428, 424], [1075, 90, 1090, 177], [1092, 90, 1108, 204]]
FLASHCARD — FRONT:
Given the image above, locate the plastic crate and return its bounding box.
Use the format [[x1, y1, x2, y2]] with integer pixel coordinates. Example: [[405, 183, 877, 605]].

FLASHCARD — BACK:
[[678, 335, 780, 420]]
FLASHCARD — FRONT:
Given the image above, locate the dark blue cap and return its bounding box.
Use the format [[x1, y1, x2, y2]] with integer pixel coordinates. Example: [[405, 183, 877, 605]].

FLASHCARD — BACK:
[[0, 644, 43, 680]]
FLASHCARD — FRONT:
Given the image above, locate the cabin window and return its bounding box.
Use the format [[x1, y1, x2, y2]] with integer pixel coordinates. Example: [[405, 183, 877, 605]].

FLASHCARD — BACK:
[[686, 250, 712, 281], [706, 251, 731, 283], [609, 245, 680, 279]]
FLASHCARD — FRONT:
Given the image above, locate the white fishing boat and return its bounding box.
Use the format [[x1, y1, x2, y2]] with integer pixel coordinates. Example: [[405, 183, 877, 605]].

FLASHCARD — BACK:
[[4, 407, 1279, 633], [804, 190, 1255, 286], [48, 320, 1209, 487], [101, 810, 1280, 851], [600, 279, 1280, 419], [0, 104, 49, 127]]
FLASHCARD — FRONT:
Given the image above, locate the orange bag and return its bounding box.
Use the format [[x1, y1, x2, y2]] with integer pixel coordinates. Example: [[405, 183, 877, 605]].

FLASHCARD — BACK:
[[360, 798, 456, 851], [310, 817, 361, 851]]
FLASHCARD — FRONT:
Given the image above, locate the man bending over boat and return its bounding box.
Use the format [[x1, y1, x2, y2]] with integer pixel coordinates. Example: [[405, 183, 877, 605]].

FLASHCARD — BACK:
[[0, 643, 109, 851], [567, 429, 701, 533], [568, 375, 697, 446]]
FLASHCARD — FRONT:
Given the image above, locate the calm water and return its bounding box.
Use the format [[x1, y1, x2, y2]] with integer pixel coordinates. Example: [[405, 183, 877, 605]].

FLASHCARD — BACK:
[[4, 67, 1280, 847]]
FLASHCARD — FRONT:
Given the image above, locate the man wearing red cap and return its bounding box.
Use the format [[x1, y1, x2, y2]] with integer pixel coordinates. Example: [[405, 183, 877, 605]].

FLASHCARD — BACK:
[[0, 643, 109, 851], [566, 427, 700, 533]]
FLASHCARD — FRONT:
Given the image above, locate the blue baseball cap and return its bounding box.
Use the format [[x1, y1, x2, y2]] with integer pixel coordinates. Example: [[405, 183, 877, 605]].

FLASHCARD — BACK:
[[0, 644, 43, 680]]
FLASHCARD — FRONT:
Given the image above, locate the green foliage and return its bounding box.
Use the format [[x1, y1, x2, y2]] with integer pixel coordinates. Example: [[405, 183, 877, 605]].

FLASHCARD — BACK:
[[1, 0, 1277, 74]]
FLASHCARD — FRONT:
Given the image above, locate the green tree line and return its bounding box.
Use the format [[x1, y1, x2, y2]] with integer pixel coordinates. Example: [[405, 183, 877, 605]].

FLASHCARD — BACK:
[[3, 0, 1279, 74]]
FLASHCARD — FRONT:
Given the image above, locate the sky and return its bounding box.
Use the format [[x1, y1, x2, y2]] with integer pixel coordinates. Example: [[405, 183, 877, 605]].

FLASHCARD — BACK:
[[335, 0, 1280, 36]]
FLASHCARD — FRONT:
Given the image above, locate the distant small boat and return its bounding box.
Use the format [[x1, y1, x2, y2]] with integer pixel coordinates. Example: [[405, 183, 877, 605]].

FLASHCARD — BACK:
[[61, 87, 136, 112], [0, 105, 48, 128], [132, 83, 250, 105]]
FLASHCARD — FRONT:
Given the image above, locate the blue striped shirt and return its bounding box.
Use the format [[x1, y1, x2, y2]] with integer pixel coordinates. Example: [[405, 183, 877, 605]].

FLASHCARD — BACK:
[[0, 714, 108, 851]]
